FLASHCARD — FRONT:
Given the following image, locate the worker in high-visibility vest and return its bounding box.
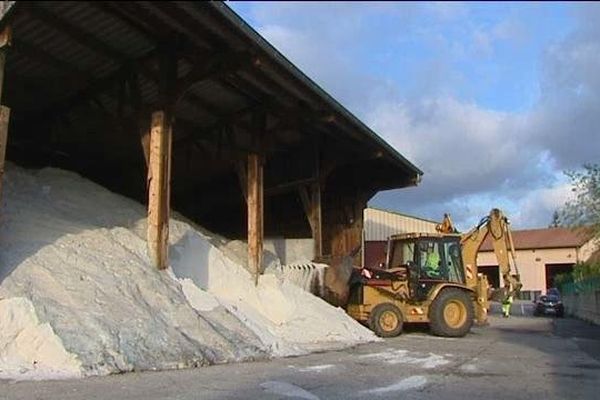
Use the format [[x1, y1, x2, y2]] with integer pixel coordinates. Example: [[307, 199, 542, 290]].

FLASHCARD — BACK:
[[502, 295, 513, 318], [423, 243, 441, 278]]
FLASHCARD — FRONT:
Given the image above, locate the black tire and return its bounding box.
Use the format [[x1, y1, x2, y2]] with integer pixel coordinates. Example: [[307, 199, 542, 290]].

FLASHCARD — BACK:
[[368, 303, 404, 338], [429, 288, 474, 337]]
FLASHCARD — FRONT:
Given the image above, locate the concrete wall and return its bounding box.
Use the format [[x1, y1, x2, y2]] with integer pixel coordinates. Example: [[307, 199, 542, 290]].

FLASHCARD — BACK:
[[563, 290, 600, 325], [477, 247, 579, 292], [264, 238, 314, 265]]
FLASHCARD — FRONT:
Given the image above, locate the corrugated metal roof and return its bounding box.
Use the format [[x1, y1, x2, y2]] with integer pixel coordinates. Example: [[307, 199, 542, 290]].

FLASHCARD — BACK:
[[364, 207, 439, 241], [480, 227, 594, 251]]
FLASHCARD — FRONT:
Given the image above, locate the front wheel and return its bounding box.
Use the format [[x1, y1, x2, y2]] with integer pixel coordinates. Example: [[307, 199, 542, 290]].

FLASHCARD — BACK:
[[368, 303, 404, 338], [429, 288, 474, 337]]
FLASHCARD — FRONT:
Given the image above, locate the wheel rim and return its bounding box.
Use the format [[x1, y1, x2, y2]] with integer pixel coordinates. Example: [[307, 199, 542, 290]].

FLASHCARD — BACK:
[[443, 300, 467, 329], [379, 310, 399, 332]]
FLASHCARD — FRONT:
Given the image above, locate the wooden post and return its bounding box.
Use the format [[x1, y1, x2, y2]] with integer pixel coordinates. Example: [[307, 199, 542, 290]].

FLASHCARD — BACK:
[[311, 182, 322, 258], [247, 153, 264, 285], [147, 110, 172, 269], [0, 106, 9, 198], [0, 26, 11, 203], [0, 26, 11, 104]]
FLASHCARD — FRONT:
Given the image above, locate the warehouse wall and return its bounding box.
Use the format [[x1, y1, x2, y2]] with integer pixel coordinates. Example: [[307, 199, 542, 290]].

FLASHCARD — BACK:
[[477, 247, 579, 299], [364, 208, 439, 241], [363, 208, 439, 268]]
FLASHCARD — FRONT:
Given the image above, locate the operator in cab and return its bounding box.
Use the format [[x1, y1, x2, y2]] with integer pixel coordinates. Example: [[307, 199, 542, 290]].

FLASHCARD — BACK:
[[422, 242, 441, 278]]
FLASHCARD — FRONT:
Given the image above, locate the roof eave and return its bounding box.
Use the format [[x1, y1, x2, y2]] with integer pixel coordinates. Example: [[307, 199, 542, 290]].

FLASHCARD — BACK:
[[206, 1, 423, 180]]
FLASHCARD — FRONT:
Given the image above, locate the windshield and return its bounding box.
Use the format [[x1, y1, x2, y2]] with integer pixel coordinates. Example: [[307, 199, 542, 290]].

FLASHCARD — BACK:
[[543, 295, 560, 302], [443, 240, 464, 283], [417, 238, 465, 284]]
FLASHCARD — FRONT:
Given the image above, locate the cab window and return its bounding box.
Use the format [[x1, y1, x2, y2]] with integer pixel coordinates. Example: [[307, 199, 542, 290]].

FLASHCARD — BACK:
[[389, 241, 415, 268]]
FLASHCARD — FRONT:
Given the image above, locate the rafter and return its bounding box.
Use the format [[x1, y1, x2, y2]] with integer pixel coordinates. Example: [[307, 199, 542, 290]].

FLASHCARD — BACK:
[[25, 3, 128, 63]]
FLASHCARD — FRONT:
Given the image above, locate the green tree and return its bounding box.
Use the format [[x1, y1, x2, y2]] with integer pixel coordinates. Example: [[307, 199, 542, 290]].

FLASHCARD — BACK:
[[549, 211, 560, 228], [557, 163, 600, 239]]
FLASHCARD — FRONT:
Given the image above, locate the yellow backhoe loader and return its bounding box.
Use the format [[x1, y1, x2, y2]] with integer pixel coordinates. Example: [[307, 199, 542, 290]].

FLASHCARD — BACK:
[[346, 208, 522, 337]]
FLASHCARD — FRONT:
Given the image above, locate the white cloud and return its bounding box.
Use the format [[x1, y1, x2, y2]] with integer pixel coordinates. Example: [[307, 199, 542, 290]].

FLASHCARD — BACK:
[[232, 2, 599, 228], [510, 183, 573, 228]]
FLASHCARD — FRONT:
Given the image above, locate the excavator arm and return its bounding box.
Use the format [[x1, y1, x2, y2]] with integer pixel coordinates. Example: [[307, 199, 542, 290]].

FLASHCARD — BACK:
[[437, 209, 523, 323], [460, 209, 522, 298]]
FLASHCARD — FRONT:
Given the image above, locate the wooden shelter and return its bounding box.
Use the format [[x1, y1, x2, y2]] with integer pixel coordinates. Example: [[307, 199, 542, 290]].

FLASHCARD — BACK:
[[0, 1, 422, 278]]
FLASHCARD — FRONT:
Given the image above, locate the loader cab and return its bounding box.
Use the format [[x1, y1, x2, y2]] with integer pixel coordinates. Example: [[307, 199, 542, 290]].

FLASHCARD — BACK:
[[386, 234, 465, 300]]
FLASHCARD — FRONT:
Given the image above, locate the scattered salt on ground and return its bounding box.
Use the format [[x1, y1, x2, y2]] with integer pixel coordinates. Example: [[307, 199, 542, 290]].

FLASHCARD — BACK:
[[359, 349, 450, 369], [460, 363, 479, 372], [296, 364, 336, 372], [361, 375, 428, 394], [0, 297, 82, 380], [0, 164, 377, 379], [260, 381, 320, 400]]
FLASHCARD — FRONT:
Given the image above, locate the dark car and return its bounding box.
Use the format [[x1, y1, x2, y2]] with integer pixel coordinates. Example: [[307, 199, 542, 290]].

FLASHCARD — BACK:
[[533, 294, 564, 317]]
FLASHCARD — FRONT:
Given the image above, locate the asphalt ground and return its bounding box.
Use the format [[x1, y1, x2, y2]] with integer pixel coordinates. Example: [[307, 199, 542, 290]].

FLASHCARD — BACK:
[[2, 311, 599, 400]]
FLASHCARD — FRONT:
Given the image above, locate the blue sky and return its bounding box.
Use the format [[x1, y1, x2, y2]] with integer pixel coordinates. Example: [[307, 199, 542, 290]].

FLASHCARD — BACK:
[[228, 2, 599, 231]]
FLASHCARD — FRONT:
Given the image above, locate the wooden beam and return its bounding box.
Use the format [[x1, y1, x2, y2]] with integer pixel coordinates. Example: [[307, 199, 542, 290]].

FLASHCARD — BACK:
[[145, 1, 229, 50], [175, 51, 258, 104], [247, 153, 264, 285], [147, 111, 172, 269], [93, 1, 165, 44], [25, 4, 128, 63], [298, 183, 322, 258], [0, 106, 10, 200], [267, 177, 317, 197], [0, 25, 11, 203], [24, 48, 157, 120], [298, 186, 312, 230], [311, 182, 323, 258], [12, 39, 89, 82], [0, 25, 11, 104]]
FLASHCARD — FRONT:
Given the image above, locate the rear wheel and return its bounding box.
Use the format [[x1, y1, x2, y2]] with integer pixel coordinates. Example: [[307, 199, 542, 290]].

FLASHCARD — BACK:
[[369, 303, 403, 337], [429, 288, 474, 337]]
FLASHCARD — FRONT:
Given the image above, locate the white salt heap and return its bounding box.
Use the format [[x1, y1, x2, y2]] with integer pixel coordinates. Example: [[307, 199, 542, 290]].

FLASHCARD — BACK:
[[0, 297, 82, 380], [0, 164, 376, 380]]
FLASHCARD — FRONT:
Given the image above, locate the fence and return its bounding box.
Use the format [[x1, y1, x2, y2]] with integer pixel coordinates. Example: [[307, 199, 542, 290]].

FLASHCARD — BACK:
[[559, 276, 600, 325]]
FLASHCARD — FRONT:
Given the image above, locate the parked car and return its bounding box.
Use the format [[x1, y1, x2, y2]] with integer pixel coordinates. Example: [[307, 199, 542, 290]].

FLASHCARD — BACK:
[[533, 293, 564, 317]]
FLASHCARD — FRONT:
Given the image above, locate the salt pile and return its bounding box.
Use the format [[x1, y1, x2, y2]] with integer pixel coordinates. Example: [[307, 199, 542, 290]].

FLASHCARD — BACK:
[[0, 164, 376, 380], [0, 297, 82, 380]]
